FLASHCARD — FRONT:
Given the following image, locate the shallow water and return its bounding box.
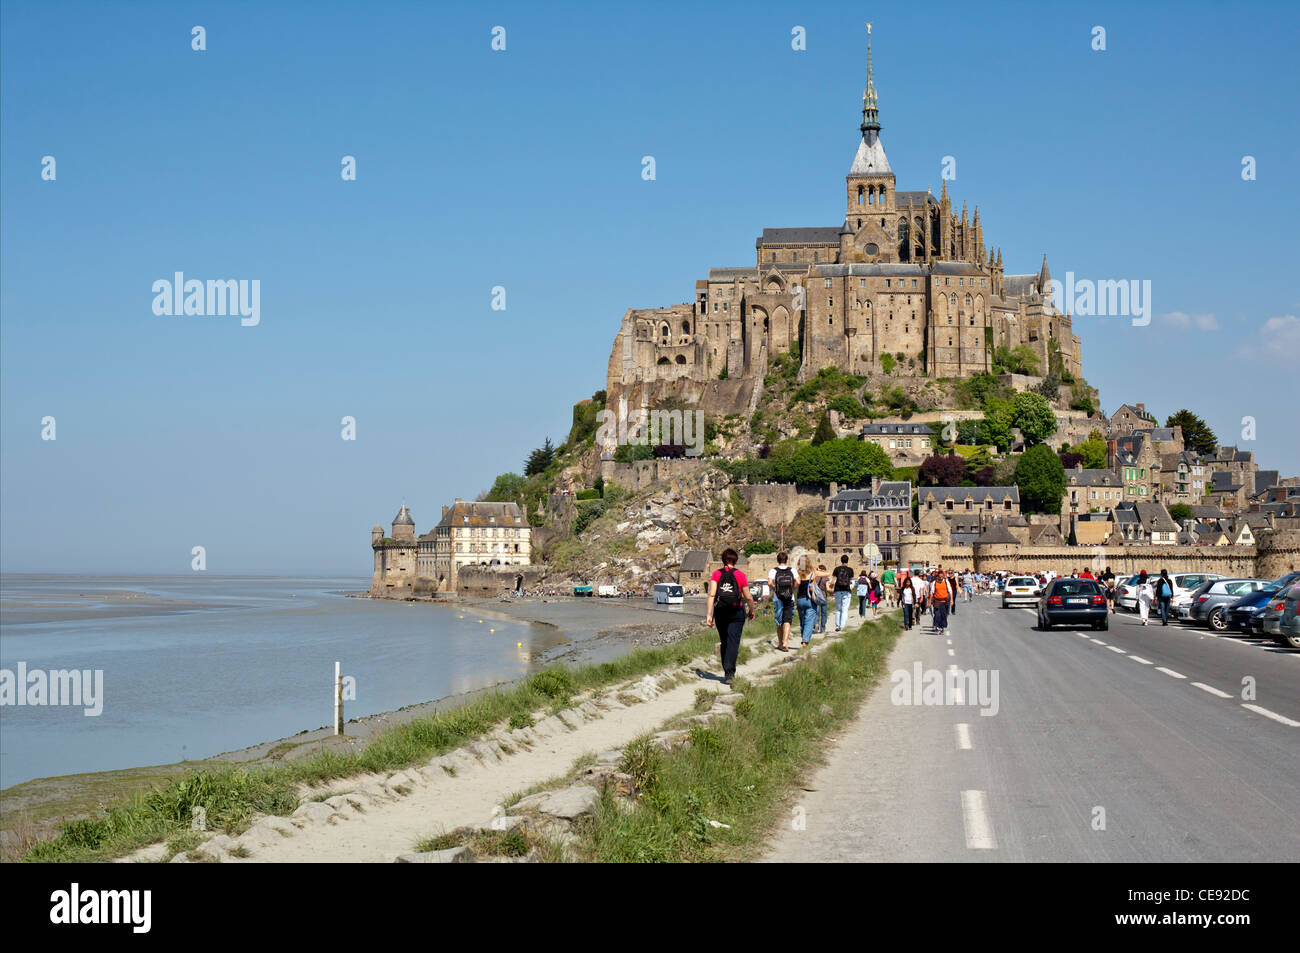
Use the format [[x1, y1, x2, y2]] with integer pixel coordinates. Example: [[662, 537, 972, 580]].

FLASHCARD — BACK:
[[0, 574, 683, 787]]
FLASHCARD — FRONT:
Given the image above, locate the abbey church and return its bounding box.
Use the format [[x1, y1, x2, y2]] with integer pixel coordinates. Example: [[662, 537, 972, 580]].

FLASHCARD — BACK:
[[606, 36, 1083, 415]]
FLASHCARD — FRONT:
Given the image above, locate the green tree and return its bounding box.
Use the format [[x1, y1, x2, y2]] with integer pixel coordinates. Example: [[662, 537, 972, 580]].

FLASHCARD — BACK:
[[980, 396, 1015, 451], [1012, 392, 1057, 445], [613, 442, 654, 463], [524, 438, 556, 476], [484, 472, 527, 502], [790, 438, 892, 487], [1166, 409, 1218, 456], [993, 344, 1041, 376], [1013, 444, 1067, 514], [812, 411, 837, 446], [1077, 434, 1108, 470], [1168, 503, 1194, 523], [880, 353, 896, 375]]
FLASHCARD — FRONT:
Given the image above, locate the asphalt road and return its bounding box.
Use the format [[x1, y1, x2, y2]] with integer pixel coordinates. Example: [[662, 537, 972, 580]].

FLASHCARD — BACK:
[[762, 596, 1300, 862]]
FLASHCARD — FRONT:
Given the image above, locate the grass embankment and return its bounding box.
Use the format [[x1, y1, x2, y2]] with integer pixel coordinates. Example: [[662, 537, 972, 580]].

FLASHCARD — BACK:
[[23, 618, 776, 863], [577, 613, 902, 862]]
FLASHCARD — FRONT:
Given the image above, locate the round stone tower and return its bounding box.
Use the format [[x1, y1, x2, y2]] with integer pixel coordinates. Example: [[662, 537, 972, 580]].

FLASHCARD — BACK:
[[392, 504, 416, 543]]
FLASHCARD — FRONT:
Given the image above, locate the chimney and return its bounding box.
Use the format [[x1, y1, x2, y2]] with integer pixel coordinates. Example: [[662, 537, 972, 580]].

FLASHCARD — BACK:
[[830, 482, 839, 497], [442, 505, 449, 519], [1136, 403, 1145, 413], [1106, 439, 1117, 471], [455, 497, 462, 503]]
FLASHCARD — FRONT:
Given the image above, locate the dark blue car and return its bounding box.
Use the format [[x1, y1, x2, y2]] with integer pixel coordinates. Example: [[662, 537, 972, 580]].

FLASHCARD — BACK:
[[1225, 571, 1300, 634]]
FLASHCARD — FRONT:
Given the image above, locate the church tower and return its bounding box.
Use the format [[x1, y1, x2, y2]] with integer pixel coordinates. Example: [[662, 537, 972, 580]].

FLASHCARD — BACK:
[[846, 27, 894, 222]]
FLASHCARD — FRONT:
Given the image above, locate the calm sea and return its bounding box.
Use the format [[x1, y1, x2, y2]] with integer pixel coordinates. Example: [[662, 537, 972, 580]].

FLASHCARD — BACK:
[[0, 574, 678, 787]]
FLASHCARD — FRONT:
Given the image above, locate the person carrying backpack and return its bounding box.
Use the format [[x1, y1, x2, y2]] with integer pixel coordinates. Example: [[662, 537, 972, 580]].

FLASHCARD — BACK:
[[794, 554, 818, 648], [767, 552, 799, 651], [856, 572, 869, 617], [832, 556, 856, 631], [1155, 569, 1174, 625], [705, 548, 756, 684]]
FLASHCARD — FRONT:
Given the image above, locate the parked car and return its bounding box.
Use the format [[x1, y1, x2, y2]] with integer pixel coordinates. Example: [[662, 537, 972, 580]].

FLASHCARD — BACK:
[[1259, 584, 1300, 649], [1038, 578, 1109, 631], [1115, 574, 1143, 611], [1224, 571, 1300, 635], [1001, 576, 1041, 608], [1166, 572, 1225, 617], [1182, 578, 1269, 630]]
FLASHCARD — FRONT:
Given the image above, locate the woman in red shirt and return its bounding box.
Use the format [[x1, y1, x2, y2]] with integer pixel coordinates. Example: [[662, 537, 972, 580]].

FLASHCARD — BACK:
[[705, 548, 756, 685]]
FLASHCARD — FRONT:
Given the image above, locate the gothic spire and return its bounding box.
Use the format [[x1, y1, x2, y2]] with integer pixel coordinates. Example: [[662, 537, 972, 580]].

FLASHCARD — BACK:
[[860, 24, 880, 134], [1038, 253, 1051, 290]]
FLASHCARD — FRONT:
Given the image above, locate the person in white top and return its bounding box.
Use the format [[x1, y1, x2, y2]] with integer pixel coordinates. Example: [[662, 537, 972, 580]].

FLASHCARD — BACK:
[[1136, 575, 1154, 625]]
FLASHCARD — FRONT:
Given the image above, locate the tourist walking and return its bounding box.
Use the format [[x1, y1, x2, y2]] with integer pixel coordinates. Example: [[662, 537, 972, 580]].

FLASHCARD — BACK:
[[931, 567, 951, 633], [814, 563, 832, 633], [833, 555, 855, 631], [880, 565, 896, 607], [705, 548, 756, 684], [767, 552, 798, 651], [856, 571, 869, 617], [1136, 573, 1154, 625], [794, 555, 817, 649], [1154, 569, 1174, 625], [868, 571, 882, 619], [900, 573, 916, 630]]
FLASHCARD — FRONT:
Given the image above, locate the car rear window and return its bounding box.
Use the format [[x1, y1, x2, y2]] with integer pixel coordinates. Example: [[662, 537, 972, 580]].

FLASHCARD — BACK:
[[1009, 578, 1036, 586], [1051, 580, 1101, 596]]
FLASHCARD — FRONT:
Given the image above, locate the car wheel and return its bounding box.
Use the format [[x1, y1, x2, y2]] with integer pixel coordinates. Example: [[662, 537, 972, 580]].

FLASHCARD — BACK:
[[1040, 616, 1052, 631], [1100, 616, 1109, 631], [1208, 607, 1228, 632], [1283, 630, 1300, 650]]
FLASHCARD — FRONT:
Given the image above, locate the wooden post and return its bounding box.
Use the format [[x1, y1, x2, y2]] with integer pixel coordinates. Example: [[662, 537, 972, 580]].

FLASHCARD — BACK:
[[334, 661, 343, 736]]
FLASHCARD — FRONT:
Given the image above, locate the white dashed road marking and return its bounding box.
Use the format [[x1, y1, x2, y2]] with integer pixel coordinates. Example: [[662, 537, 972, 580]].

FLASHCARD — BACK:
[[961, 790, 997, 850], [1156, 667, 1186, 679], [1242, 704, 1300, 727], [1091, 639, 1107, 645], [1106, 645, 1126, 654], [1128, 655, 1153, 664], [1192, 682, 1232, 699], [955, 723, 972, 750]]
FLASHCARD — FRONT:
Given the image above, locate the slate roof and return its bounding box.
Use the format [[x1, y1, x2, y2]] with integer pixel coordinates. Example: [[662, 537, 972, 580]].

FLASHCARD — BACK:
[[861, 422, 934, 436], [931, 262, 983, 275], [920, 486, 1020, 505], [759, 227, 842, 244], [848, 130, 891, 175], [815, 263, 927, 277], [1067, 468, 1120, 487], [975, 523, 1020, 544], [894, 190, 937, 207], [680, 550, 710, 573], [1210, 471, 1241, 492], [392, 505, 414, 526], [1002, 275, 1040, 298], [437, 501, 526, 529], [828, 481, 912, 511], [1255, 470, 1280, 493], [708, 267, 760, 280]]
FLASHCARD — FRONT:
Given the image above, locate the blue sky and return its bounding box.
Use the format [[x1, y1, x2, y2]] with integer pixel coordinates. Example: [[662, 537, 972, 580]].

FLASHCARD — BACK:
[[2, 0, 1297, 574]]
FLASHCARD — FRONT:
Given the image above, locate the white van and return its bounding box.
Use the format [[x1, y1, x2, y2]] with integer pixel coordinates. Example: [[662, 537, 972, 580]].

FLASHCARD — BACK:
[[597, 585, 620, 598]]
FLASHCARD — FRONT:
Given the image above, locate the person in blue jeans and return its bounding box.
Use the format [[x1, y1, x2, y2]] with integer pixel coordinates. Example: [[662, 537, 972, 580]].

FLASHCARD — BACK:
[[832, 555, 856, 631], [1155, 569, 1174, 625], [795, 555, 817, 647]]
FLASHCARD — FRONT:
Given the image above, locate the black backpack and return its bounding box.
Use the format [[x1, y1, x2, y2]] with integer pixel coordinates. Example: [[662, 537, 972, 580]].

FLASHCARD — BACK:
[[715, 567, 742, 609], [773, 566, 795, 601]]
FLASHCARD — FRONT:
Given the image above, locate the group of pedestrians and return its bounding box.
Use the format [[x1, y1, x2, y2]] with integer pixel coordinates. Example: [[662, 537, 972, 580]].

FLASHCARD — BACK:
[[1132, 569, 1176, 625], [896, 565, 960, 635]]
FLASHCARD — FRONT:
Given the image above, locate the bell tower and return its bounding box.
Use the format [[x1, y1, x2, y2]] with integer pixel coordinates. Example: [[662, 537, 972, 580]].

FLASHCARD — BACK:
[[845, 25, 895, 259]]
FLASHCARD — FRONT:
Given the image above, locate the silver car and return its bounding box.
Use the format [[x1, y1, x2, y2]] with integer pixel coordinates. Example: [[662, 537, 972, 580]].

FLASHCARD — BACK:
[[1185, 578, 1269, 631], [1261, 584, 1300, 649]]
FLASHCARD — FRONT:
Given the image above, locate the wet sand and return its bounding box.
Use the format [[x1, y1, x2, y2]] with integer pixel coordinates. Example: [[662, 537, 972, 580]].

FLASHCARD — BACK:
[[0, 594, 704, 852]]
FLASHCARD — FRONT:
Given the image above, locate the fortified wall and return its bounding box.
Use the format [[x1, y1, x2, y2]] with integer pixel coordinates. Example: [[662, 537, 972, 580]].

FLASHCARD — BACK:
[[897, 529, 1299, 578]]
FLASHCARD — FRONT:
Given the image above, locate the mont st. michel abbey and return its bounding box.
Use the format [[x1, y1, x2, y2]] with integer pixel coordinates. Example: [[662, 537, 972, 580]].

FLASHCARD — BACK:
[[606, 36, 1083, 415]]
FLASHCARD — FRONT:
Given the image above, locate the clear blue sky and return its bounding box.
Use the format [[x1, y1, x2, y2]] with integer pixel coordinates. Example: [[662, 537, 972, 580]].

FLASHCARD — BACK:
[[2, 0, 1297, 574]]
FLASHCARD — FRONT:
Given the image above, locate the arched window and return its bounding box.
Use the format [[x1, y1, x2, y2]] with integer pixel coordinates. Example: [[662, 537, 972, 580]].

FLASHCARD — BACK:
[[681, 320, 690, 335], [660, 324, 670, 343], [857, 185, 865, 206], [675, 355, 686, 365]]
